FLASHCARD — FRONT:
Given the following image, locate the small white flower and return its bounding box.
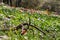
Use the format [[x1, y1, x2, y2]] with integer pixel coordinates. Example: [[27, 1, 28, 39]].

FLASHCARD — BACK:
[[0, 14, 4, 16], [55, 29, 58, 31], [5, 18, 10, 21], [37, 18, 41, 20], [24, 36, 28, 40], [41, 19, 45, 22]]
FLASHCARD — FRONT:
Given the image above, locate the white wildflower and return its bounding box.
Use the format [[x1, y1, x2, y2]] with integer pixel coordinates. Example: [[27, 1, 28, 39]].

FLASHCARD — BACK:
[[5, 18, 10, 21], [24, 36, 28, 40], [0, 14, 4, 16], [37, 18, 41, 20]]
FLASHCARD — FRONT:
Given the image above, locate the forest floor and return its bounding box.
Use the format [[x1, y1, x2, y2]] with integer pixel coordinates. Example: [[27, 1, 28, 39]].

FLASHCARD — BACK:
[[0, 4, 60, 40]]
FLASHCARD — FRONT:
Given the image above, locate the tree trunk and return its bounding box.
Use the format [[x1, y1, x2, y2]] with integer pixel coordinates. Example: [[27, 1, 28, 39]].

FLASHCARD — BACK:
[[16, 0, 22, 7], [3, 0, 12, 6]]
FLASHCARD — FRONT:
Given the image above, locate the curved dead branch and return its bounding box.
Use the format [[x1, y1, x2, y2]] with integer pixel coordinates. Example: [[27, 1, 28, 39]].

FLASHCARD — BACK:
[[0, 23, 46, 35]]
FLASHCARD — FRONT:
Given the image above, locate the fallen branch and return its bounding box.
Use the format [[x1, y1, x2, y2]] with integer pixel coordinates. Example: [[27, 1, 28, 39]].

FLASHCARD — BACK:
[[0, 23, 46, 35]]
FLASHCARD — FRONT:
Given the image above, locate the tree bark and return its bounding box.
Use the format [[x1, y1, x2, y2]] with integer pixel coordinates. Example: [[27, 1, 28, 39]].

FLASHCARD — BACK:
[[16, 0, 22, 7]]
